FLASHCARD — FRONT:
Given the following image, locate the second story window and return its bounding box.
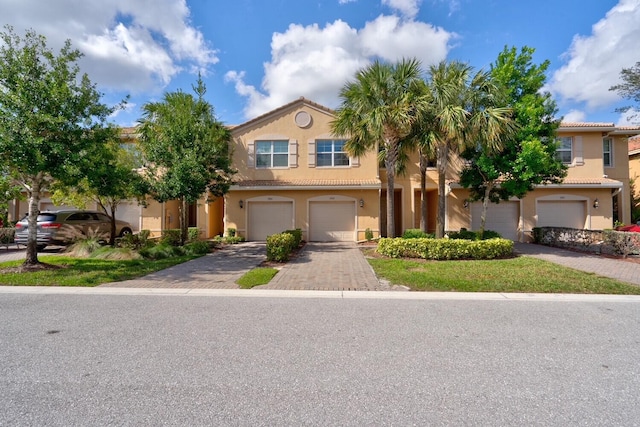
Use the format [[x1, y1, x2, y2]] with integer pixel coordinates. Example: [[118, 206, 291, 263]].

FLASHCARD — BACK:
[[556, 137, 573, 164], [317, 139, 349, 167], [603, 137, 613, 167], [256, 140, 288, 168]]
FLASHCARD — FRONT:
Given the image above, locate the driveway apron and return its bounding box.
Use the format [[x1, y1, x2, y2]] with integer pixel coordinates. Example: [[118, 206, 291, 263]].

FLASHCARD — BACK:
[[256, 242, 387, 291], [100, 242, 266, 289]]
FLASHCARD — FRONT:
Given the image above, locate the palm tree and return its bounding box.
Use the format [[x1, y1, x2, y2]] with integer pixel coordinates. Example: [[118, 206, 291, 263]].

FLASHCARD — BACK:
[[425, 60, 513, 238], [331, 58, 429, 237]]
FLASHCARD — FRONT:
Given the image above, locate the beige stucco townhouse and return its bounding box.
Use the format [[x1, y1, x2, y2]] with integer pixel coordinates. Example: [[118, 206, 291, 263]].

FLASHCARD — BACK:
[[9, 98, 640, 242]]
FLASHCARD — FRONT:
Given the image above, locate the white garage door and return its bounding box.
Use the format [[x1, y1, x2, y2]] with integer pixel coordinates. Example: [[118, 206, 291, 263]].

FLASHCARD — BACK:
[[248, 201, 294, 241], [116, 202, 141, 232], [537, 201, 586, 229], [309, 201, 355, 242], [471, 201, 519, 240]]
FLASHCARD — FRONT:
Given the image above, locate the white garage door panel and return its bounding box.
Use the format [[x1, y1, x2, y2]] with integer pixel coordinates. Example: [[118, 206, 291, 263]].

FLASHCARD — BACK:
[[310, 202, 355, 242], [471, 201, 518, 240], [248, 202, 294, 241], [116, 202, 141, 232], [537, 201, 586, 229]]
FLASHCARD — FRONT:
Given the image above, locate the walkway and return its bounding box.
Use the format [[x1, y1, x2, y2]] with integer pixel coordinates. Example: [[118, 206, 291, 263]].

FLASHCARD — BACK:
[[514, 242, 640, 286]]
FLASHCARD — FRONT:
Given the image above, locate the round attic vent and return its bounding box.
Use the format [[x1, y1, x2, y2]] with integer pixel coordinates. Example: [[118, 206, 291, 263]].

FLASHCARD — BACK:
[[294, 111, 312, 128]]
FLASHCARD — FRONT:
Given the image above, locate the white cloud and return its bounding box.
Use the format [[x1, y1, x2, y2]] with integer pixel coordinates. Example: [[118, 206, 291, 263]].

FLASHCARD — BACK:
[[0, 0, 217, 93], [549, 0, 640, 110], [562, 110, 587, 123], [382, 0, 423, 19], [617, 108, 640, 126], [228, 16, 454, 119]]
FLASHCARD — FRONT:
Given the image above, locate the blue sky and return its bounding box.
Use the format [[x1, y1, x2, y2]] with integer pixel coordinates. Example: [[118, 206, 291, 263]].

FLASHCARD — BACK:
[[2, 0, 639, 127]]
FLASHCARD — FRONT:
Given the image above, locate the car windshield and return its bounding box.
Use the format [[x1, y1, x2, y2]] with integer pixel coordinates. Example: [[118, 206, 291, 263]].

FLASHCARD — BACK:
[[36, 214, 58, 222]]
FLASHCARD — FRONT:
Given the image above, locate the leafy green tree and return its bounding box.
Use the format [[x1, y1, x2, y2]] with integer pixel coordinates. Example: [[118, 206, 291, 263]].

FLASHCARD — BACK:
[[0, 26, 118, 266], [459, 46, 566, 235], [137, 76, 234, 245], [331, 58, 429, 237], [425, 60, 514, 238], [610, 61, 640, 120], [51, 134, 148, 245]]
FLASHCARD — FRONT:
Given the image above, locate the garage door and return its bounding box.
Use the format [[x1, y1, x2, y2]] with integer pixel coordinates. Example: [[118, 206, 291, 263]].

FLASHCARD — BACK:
[[537, 201, 586, 229], [471, 201, 519, 240], [309, 201, 355, 242], [116, 201, 141, 232], [248, 201, 294, 241]]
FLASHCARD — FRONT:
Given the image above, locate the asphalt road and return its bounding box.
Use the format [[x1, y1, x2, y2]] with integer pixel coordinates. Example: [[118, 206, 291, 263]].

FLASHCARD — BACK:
[[1, 293, 639, 426]]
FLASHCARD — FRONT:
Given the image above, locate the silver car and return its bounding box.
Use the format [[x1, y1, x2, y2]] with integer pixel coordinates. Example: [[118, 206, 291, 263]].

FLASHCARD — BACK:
[[14, 209, 133, 249]]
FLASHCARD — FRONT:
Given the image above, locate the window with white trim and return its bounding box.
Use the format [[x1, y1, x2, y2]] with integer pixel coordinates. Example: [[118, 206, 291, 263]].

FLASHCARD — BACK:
[[555, 137, 572, 164], [316, 139, 350, 167], [256, 140, 289, 168], [603, 137, 613, 167]]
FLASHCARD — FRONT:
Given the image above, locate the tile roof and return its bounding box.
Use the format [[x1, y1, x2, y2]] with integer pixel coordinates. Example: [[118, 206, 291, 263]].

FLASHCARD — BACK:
[[233, 179, 381, 188], [559, 122, 615, 128], [560, 177, 622, 185], [629, 135, 640, 154]]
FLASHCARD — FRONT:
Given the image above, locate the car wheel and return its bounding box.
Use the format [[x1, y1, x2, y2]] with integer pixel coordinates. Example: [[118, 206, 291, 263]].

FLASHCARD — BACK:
[[119, 228, 133, 237], [36, 244, 46, 251]]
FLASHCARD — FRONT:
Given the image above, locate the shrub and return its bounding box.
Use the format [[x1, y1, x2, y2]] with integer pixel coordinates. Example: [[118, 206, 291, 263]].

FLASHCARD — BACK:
[[227, 227, 236, 237], [183, 240, 212, 256], [224, 236, 245, 244], [160, 229, 182, 246], [266, 233, 296, 262], [89, 247, 143, 260], [376, 237, 513, 260], [365, 228, 374, 242], [402, 229, 433, 239], [283, 229, 302, 248], [188, 227, 200, 242], [117, 230, 152, 250], [532, 227, 543, 244], [448, 228, 477, 240], [140, 243, 185, 260]]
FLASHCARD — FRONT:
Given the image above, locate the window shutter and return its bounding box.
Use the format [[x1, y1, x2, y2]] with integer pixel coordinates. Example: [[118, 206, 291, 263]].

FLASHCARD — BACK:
[[289, 139, 298, 168], [573, 136, 583, 166], [247, 142, 255, 168], [350, 155, 359, 167], [308, 140, 316, 167]]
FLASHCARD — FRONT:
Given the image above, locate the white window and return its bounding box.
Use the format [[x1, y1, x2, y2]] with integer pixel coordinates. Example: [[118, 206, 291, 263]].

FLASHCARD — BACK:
[[316, 139, 349, 167], [556, 137, 572, 164], [603, 137, 613, 167], [256, 140, 288, 168]]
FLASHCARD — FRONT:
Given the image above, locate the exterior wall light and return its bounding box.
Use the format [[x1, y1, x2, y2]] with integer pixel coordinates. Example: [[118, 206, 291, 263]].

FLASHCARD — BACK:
[[463, 199, 469, 209], [359, 198, 364, 208], [239, 200, 244, 209], [593, 198, 599, 209]]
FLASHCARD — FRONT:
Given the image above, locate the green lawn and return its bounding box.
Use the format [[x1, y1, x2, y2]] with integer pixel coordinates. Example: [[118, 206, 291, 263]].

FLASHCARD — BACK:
[[367, 255, 640, 294], [236, 267, 279, 288], [0, 255, 199, 287]]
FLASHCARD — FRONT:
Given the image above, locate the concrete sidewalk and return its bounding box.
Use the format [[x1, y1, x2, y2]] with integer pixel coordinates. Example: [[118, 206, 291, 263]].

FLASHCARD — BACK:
[[514, 242, 640, 286]]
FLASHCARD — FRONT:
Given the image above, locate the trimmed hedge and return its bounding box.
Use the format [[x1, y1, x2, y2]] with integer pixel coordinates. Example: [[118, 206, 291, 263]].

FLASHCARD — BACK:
[[377, 237, 513, 260]]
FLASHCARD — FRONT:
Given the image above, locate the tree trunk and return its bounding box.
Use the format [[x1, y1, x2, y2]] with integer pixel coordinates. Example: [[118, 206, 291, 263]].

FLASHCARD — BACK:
[[180, 197, 188, 245], [419, 151, 428, 233], [385, 141, 399, 238], [24, 176, 43, 265], [436, 144, 448, 238], [479, 182, 494, 238], [109, 205, 117, 246]]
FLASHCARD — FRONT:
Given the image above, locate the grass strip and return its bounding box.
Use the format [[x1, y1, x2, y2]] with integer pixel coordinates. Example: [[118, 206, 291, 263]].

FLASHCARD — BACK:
[[236, 267, 279, 289], [367, 255, 640, 294], [0, 255, 199, 287]]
